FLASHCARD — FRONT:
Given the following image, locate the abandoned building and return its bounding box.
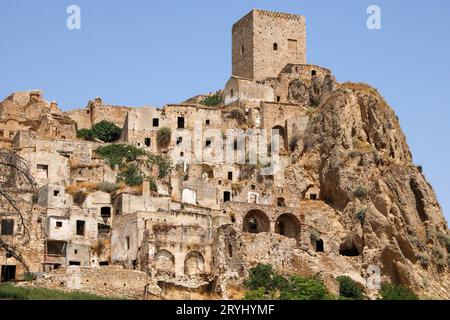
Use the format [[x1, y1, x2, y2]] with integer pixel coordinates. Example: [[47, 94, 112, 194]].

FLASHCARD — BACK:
[[0, 9, 449, 300]]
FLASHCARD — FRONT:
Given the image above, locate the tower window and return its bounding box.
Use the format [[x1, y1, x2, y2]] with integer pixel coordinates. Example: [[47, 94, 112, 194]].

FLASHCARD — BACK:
[[230, 89, 234, 97], [240, 45, 245, 56], [228, 171, 233, 180], [273, 43, 278, 51], [177, 116, 185, 129], [205, 119, 210, 125], [152, 118, 159, 127]]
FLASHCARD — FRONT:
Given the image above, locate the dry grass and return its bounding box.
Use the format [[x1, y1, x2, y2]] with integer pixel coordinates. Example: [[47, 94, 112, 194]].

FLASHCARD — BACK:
[[66, 182, 98, 195]]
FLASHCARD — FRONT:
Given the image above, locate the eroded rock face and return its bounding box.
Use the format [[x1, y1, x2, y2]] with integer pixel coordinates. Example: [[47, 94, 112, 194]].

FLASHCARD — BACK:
[[287, 82, 449, 298]]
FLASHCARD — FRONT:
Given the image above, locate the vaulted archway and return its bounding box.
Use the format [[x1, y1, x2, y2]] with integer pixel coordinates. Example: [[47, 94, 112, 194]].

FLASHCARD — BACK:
[[275, 213, 301, 240], [184, 251, 205, 275], [243, 209, 270, 234]]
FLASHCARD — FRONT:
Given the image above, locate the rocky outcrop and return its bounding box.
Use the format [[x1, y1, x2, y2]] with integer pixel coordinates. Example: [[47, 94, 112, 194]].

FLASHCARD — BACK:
[[285, 82, 449, 298]]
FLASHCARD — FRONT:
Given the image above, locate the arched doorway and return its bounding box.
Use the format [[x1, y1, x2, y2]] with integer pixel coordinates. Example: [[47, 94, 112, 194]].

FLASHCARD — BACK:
[[275, 213, 301, 239], [184, 251, 205, 275], [272, 125, 287, 150], [154, 249, 175, 275], [243, 210, 270, 233]]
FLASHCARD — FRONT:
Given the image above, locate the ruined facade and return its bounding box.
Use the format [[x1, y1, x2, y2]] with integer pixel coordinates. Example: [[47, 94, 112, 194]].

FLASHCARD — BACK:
[[0, 9, 449, 299]]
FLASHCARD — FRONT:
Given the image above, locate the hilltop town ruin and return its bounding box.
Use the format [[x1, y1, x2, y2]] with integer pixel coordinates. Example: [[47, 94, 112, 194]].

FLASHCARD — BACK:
[[0, 9, 449, 299]]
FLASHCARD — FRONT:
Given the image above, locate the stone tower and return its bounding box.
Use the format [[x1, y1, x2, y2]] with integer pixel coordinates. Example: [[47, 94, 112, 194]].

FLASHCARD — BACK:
[[232, 9, 306, 81]]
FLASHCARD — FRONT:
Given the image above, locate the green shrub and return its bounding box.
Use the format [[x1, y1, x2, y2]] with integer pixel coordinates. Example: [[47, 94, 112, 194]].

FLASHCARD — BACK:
[[157, 127, 171, 148], [244, 264, 277, 292], [243, 288, 267, 300], [356, 208, 367, 223], [200, 93, 222, 106], [228, 109, 246, 123], [380, 283, 418, 300], [91, 120, 121, 142], [280, 276, 332, 300], [0, 283, 115, 300], [336, 276, 365, 300], [354, 185, 369, 198], [116, 164, 145, 186], [73, 190, 87, 206], [432, 246, 446, 267], [77, 128, 95, 141], [417, 253, 429, 267], [147, 153, 172, 179], [437, 232, 450, 252], [96, 144, 147, 167], [96, 182, 121, 193]]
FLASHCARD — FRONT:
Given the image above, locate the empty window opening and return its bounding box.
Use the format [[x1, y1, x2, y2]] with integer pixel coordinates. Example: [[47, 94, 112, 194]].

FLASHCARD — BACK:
[[1, 219, 14, 236], [37, 164, 48, 179], [230, 89, 234, 97], [53, 190, 60, 197], [310, 194, 318, 200], [288, 39, 297, 51], [98, 224, 111, 235], [315, 239, 324, 252], [277, 96, 281, 102], [228, 243, 233, 258], [176, 136, 183, 145], [230, 215, 236, 223], [177, 116, 185, 129], [223, 191, 231, 202], [251, 185, 256, 190], [46, 241, 66, 256], [205, 119, 210, 125], [69, 261, 81, 266], [277, 197, 285, 207], [228, 171, 233, 181], [180, 152, 184, 157], [240, 45, 245, 56], [125, 236, 131, 250], [311, 70, 317, 76], [273, 43, 278, 50], [100, 207, 111, 219], [55, 221, 63, 228], [99, 261, 109, 266], [74, 249, 78, 254], [233, 138, 238, 151], [1, 265, 16, 282], [205, 139, 212, 148], [76, 220, 85, 236], [144, 138, 151, 147], [152, 118, 159, 127]]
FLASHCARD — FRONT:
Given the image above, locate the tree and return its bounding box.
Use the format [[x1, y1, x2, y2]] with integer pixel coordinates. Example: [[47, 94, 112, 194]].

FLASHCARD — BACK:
[[280, 276, 332, 300], [91, 121, 121, 142], [336, 275, 365, 300], [0, 150, 37, 272], [380, 284, 418, 300], [157, 127, 171, 148]]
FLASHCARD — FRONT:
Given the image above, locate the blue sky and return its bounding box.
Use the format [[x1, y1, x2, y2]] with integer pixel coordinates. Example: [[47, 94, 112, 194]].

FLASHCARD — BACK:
[[1, 1, 449, 224]]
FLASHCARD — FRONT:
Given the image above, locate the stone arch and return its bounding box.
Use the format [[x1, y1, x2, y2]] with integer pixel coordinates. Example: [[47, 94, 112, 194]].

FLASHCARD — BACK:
[[243, 209, 270, 234], [201, 164, 214, 179], [275, 213, 301, 239], [272, 125, 287, 150], [154, 249, 175, 275], [184, 251, 205, 275]]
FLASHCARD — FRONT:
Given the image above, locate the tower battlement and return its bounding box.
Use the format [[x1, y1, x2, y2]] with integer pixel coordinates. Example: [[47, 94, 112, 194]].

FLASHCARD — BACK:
[[232, 9, 306, 81]]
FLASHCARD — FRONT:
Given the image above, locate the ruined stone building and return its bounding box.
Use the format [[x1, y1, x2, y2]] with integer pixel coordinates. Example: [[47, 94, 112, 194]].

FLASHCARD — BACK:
[[0, 9, 449, 299]]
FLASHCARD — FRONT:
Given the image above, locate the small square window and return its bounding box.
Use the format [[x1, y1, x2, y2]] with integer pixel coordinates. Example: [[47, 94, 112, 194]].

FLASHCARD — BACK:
[[251, 185, 256, 190], [74, 249, 78, 254], [1, 219, 14, 236], [176, 137, 183, 145], [152, 118, 159, 127], [56, 221, 63, 228], [144, 138, 151, 147], [311, 70, 317, 76], [228, 171, 233, 180], [53, 190, 60, 197], [205, 119, 210, 125], [205, 139, 212, 148], [180, 151, 184, 157]]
